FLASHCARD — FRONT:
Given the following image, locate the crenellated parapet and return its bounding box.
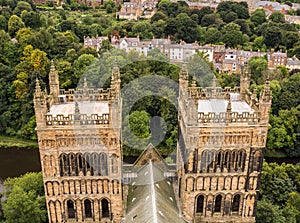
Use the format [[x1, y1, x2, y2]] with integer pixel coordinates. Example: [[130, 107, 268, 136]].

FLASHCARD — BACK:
[[188, 86, 240, 99], [58, 87, 118, 103], [45, 113, 110, 126], [197, 111, 260, 124]]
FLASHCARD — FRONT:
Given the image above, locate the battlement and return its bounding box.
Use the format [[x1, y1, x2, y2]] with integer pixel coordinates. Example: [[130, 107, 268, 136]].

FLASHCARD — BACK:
[[45, 113, 110, 126], [197, 111, 260, 124], [57, 87, 117, 104], [188, 86, 240, 99]]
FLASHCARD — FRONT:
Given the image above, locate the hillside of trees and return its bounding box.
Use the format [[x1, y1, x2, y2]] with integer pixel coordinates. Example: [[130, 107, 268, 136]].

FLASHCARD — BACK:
[[0, 0, 299, 157]]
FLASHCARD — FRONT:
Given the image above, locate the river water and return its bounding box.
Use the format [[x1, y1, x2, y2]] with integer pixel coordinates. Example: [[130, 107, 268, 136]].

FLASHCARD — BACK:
[[0, 147, 41, 180]]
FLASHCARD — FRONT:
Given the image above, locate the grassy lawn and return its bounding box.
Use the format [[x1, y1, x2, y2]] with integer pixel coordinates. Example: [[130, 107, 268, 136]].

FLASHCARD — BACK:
[[0, 136, 38, 149], [264, 151, 288, 158]]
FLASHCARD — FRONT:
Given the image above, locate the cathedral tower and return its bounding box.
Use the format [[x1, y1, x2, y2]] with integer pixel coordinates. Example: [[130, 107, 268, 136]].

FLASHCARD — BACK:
[[34, 63, 123, 223], [177, 65, 272, 222]]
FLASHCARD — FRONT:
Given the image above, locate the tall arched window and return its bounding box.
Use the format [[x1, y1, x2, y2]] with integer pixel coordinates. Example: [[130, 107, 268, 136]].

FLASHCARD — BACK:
[[253, 150, 262, 172], [100, 153, 108, 176], [111, 154, 118, 174], [214, 195, 222, 213], [67, 200, 75, 219], [84, 153, 92, 175], [193, 149, 198, 173], [196, 195, 204, 214], [84, 199, 92, 218], [232, 194, 240, 212], [201, 151, 207, 172], [77, 153, 83, 175], [101, 199, 110, 218]]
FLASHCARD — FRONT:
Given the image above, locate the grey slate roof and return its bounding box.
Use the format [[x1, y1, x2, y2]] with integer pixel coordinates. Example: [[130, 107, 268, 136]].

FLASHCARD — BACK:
[[123, 161, 186, 223]]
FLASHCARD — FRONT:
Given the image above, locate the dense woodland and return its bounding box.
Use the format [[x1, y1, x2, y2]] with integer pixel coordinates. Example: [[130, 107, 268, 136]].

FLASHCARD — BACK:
[[1, 0, 299, 157]]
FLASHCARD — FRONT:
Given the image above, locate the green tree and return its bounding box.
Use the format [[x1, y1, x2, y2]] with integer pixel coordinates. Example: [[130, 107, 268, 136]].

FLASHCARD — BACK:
[[221, 23, 245, 47], [122, 110, 151, 155], [175, 13, 199, 43], [204, 27, 221, 44], [248, 56, 268, 84], [287, 192, 300, 222], [8, 15, 25, 37], [13, 1, 32, 15], [269, 12, 285, 23], [151, 11, 168, 23], [132, 21, 153, 39], [263, 26, 283, 49], [284, 31, 299, 49], [0, 15, 8, 31], [256, 199, 285, 223], [3, 172, 46, 223], [201, 13, 223, 27], [21, 11, 41, 29], [278, 73, 300, 110], [250, 9, 266, 26], [151, 20, 166, 38], [253, 36, 267, 51]]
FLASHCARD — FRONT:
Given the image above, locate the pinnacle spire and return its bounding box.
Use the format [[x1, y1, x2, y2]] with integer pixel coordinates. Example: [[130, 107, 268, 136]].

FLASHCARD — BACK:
[[83, 76, 88, 90], [34, 79, 42, 98], [227, 98, 232, 112]]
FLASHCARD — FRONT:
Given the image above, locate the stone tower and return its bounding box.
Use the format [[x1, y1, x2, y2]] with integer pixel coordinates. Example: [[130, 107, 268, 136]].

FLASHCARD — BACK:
[[177, 66, 272, 222], [34, 62, 123, 222]]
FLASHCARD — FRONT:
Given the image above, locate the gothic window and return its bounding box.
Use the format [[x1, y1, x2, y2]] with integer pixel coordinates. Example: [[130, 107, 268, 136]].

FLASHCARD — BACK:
[[232, 194, 240, 212], [67, 200, 75, 219], [100, 153, 108, 176], [224, 151, 230, 171], [77, 153, 84, 174], [70, 153, 77, 176], [84, 153, 92, 175], [111, 154, 118, 174], [201, 151, 207, 172], [196, 195, 204, 214], [238, 150, 246, 171], [193, 149, 198, 173], [214, 195, 222, 213], [231, 151, 237, 171], [253, 150, 262, 172], [84, 199, 93, 218], [101, 199, 110, 218]]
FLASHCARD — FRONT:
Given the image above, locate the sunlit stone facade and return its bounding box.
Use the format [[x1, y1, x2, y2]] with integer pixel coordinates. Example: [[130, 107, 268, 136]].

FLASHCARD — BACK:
[[177, 65, 272, 222], [34, 61, 271, 223]]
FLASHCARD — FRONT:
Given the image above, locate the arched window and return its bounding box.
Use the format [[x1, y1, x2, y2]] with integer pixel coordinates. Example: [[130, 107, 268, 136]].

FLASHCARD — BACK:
[[201, 151, 207, 172], [214, 195, 222, 213], [253, 150, 261, 172], [67, 200, 75, 219], [232, 194, 240, 212], [224, 151, 230, 171], [101, 199, 110, 218], [196, 195, 204, 214], [69, 153, 77, 176], [193, 149, 198, 173], [111, 154, 118, 174], [77, 153, 83, 175], [84, 199, 92, 218], [100, 153, 108, 176], [84, 153, 92, 175]]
